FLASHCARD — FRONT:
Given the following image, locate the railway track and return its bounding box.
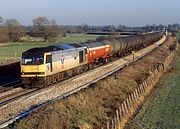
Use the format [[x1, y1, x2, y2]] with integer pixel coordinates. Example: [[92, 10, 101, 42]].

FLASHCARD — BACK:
[[0, 36, 166, 128], [0, 80, 45, 110], [0, 88, 38, 108], [0, 79, 21, 94], [0, 80, 23, 105]]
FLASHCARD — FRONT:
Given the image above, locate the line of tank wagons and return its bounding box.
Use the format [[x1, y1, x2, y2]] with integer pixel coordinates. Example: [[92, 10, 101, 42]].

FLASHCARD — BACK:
[[21, 32, 163, 87]]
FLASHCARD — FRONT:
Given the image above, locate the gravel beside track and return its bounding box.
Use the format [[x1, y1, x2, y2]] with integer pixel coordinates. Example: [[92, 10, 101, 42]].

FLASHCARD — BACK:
[[0, 87, 23, 99], [0, 36, 166, 126]]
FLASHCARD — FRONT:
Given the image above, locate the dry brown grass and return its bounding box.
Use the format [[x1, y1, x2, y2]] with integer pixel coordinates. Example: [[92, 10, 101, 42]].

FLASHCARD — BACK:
[[13, 36, 176, 129]]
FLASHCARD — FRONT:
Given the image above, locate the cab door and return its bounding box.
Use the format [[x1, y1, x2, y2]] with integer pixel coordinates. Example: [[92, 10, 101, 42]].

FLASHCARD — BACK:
[[46, 54, 52, 75], [79, 51, 84, 63]]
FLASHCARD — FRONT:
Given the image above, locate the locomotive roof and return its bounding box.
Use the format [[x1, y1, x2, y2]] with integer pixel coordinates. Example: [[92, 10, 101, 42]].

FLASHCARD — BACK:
[[23, 43, 83, 55], [54, 43, 82, 49]]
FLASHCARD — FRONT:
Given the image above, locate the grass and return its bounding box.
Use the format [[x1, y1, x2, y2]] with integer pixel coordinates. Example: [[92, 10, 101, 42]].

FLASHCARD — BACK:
[[125, 50, 180, 129], [0, 34, 99, 62], [14, 73, 137, 129], [176, 32, 180, 41], [60, 34, 100, 43]]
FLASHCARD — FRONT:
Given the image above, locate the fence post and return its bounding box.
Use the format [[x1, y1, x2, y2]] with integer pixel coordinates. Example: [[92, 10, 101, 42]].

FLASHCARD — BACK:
[[107, 122, 110, 129], [120, 103, 125, 120], [123, 100, 128, 114], [138, 86, 141, 95], [116, 110, 120, 127], [143, 83, 146, 92], [142, 83, 146, 92], [133, 90, 137, 100], [146, 80, 150, 87], [128, 95, 133, 107], [130, 93, 134, 104], [140, 84, 144, 93], [126, 97, 130, 110], [135, 89, 139, 98], [114, 117, 117, 129], [148, 77, 153, 87], [137, 86, 140, 95], [111, 119, 114, 129], [121, 102, 125, 116], [143, 82, 146, 89], [133, 91, 138, 108], [119, 106, 123, 121], [139, 85, 142, 94], [139, 84, 142, 93]]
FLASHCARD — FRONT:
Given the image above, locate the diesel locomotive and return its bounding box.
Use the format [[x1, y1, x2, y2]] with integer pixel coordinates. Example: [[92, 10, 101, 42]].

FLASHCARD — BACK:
[[21, 32, 163, 87]]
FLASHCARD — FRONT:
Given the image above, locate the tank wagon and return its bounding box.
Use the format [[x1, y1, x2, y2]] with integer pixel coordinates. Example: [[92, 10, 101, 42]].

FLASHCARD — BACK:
[[21, 32, 163, 87]]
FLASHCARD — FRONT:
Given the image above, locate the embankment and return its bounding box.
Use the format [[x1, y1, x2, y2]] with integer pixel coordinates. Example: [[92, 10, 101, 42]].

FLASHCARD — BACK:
[[125, 44, 180, 129]]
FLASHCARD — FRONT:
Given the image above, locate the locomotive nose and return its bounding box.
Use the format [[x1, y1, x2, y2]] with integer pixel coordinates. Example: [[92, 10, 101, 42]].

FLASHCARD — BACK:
[[21, 65, 46, 77]]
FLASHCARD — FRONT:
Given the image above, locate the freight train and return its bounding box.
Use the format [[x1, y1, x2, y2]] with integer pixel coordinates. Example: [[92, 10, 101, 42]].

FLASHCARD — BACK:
[[21, 32, 163, 88]]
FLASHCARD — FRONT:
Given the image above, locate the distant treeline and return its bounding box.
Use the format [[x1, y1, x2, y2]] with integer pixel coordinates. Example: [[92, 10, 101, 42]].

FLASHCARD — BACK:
[[0, 16, 180, 43], [0, 16, 60, 43]]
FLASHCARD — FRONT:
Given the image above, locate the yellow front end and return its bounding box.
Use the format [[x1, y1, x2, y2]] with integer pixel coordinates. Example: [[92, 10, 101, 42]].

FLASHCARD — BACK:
[[21, 64, 46, 77]]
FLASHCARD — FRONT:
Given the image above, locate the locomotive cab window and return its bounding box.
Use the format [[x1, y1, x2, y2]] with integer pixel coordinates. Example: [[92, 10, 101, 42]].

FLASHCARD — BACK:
[[22, 55, 44, 65], [85, 49, 87, 54], [46, 54, 52, 72], [46, 55, 52, 63]]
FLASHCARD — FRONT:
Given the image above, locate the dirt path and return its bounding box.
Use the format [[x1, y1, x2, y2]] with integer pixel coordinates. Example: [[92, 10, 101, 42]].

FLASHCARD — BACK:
[[125, 50, 180, 129]]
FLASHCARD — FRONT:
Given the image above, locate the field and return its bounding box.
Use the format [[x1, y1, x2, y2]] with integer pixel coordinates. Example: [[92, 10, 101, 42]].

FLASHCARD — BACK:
[[176, 32, 180, 41], [0, 34, 99, 62], [125, 50, 180, 129]]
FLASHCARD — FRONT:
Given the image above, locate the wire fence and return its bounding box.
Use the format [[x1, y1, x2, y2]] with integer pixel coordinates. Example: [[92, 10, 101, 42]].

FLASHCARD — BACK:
[[103, 43, 179, 129]]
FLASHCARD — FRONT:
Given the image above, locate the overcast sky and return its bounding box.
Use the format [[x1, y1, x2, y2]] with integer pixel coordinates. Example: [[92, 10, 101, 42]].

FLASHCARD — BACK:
[[0, 0, 180, 26]]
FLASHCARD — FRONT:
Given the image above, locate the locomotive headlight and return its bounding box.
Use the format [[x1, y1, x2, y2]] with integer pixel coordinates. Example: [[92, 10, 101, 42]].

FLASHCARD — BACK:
[[40, 72, 45, 75]]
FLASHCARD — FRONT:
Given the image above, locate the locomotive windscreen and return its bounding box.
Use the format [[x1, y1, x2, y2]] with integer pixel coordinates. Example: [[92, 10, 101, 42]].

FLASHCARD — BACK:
[[22, 54, 44, 65]]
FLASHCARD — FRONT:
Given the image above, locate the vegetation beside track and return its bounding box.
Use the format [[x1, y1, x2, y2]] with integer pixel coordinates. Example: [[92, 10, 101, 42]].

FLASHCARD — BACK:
[[11, 36, 177, 129], [125, 49, 180, 129]]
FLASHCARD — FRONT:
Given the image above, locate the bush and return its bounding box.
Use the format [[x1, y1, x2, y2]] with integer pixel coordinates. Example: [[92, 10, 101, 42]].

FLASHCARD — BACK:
[[0, 26, 9, 43]]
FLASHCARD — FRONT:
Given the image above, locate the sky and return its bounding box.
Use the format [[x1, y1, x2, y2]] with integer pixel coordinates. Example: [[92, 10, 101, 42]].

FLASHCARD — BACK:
[[0, 0, 180, 26]]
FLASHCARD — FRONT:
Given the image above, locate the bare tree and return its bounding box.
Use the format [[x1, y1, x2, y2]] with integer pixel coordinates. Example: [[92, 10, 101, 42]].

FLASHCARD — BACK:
[[32, 17, 50, 41], [32, 17, 60, 41], [81, 23, 88, 33], [49, 20, 60, 38], [5, 19, 25, 41], [0, 16, 9, 43], [0, 26, 9, 43]]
